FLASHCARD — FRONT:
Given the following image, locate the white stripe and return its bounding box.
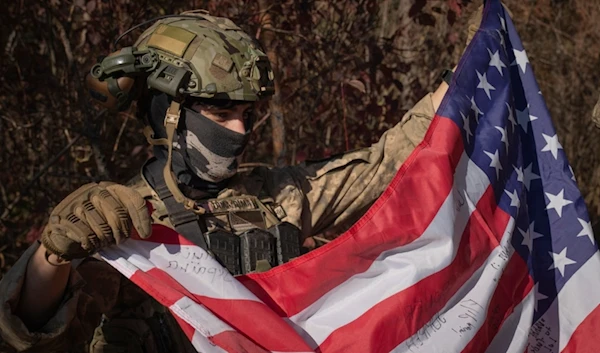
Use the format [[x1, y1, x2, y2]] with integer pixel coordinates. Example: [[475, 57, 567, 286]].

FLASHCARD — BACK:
[[527, 251, 600, 351], [103, 240, 260, 301], [290, 153, 491, 346], [191, 330, 229, 353], [182, 305, 313, 353], [391, 217, 517, 352], [101, 243, 157, 275], [100, 254, 138, 278], [485, 291, 534, 353], [170, 296, 234, 338]]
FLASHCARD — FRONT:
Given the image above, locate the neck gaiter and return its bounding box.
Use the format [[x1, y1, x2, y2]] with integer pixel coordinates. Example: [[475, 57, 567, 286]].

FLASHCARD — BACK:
[[148, 93, 249, 185], [177, 107, 249, 183]]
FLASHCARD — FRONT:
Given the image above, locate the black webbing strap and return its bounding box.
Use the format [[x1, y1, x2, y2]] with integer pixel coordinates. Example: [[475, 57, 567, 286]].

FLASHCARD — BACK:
[[441, 68, 454, 85], [144, 159, 210, 250]]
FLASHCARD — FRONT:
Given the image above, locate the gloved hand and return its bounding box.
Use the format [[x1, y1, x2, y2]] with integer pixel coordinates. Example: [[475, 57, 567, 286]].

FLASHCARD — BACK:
[[41, 182, 152, 261], [465, 3, 513, 48]]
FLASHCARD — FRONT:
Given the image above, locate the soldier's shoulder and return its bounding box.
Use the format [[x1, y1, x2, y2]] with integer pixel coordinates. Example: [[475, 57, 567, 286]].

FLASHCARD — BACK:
[[224, 165, 272, 198]]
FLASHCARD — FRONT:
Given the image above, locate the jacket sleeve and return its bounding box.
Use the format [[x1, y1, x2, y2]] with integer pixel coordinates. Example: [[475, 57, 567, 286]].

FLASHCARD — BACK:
[[263, 93, 435, 238], [0, 242, 123, 352]]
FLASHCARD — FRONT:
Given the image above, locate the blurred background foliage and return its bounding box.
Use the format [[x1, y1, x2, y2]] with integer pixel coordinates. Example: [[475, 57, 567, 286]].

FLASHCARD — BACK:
[[0, 0, 599, 276]]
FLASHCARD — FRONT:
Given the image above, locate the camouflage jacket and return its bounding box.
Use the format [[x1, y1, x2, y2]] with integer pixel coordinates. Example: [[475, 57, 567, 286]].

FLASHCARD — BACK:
[[0, 93, 435, 352]]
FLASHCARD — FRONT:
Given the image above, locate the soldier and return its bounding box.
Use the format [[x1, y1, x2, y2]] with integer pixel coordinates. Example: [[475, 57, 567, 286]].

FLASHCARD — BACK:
[[0, 9, 472, 353]]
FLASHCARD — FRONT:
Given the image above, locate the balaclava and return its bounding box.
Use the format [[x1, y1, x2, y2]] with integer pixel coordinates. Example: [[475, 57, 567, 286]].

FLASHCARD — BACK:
[[148, 93, 250, 189]]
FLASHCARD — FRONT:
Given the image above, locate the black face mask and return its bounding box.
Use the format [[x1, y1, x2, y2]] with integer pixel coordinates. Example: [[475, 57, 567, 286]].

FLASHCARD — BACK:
[[149, 93, 250, 184], [177, 107, 249, 183]]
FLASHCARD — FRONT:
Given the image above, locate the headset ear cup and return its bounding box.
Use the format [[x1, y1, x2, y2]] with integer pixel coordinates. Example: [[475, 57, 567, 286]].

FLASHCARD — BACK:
[[86, 72, 116, 110], [85, 73, 137, 112]]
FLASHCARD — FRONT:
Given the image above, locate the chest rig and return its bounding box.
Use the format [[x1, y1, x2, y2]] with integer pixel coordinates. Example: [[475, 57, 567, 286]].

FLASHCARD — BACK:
[[142, 158, 301, 275]]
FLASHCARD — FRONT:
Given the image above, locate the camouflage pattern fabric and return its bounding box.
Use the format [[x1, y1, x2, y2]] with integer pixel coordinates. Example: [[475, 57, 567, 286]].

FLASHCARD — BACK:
[[134, 11, 274, 102], [0, 93, 434, 352]]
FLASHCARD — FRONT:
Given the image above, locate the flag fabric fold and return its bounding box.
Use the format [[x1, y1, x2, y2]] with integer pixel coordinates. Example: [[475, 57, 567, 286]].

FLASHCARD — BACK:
[[100, 1, 600, 352]]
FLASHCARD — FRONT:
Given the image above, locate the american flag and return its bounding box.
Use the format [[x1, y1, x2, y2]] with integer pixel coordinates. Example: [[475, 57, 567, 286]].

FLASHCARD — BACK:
[[100, 0, 600, 351]]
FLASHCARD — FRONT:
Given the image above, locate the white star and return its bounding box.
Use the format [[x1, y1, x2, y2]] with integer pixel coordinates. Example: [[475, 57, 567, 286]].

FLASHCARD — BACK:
[[513, 165, 524, 184], [533, 283, 548, 312], [495, 126, 509, 154], [506, 103, 517, 131], [512, 49, 530, 74], [523, 163, 540, 191], [519, 227, 532, 252], [569, 165, 576, 182], [529, 221, 545, 241], [541, 133, 563, 160], [484, 149, 503, 179], [488, 49, 507, 76], [470, 96, 483, 123], [498, 13, 506, 31], [545, 189, 573, 217], [516, 105, 538, 133], [519, 221, 544, 251], [577, 218, 594, 244], [477, 70, 496, 99], [461, 112, 473, 144], [504, 189, 520, 208], [548, 247, 576, 277]]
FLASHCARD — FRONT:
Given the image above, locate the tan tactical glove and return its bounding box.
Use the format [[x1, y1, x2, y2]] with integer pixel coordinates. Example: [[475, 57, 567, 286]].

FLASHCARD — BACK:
[[465, 3, 513, 48], [41, 182, 152, 261]]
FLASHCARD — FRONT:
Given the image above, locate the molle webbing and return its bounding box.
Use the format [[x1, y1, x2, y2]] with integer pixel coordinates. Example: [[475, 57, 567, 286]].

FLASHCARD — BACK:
[[146, 159, 209, 251], [143, 158, 301, 275]]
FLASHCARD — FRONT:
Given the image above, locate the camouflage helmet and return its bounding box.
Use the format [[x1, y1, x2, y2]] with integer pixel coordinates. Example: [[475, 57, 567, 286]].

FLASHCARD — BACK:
[[134, 10, 274, 102]]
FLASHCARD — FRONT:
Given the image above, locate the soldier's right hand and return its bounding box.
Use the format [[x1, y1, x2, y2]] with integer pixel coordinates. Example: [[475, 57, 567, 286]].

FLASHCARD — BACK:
[[41, 182, 152, 261]]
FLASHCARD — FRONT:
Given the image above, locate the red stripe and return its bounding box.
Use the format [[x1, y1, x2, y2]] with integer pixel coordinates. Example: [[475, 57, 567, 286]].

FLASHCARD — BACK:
[[171, 314, 196, 341], [130, 223, 197, 246], [169, 314, 271, 353], [210, 331, 271, 353], [130, 267, 198, 307], [561, 303, 600, 353], [130, 268, 312, 352], [460, 254, 533, 353], [239, 116, 465, 317], [316, 186, 509, 353], [197, 296, 315, 352]]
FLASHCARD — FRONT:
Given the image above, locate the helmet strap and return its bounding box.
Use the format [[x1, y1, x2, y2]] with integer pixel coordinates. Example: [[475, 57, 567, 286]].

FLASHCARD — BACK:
[[148, 100, 206, 214]]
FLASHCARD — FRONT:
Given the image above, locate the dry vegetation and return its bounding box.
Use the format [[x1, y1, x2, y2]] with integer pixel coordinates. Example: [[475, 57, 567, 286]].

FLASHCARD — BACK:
[[0, 0, 599, 281]]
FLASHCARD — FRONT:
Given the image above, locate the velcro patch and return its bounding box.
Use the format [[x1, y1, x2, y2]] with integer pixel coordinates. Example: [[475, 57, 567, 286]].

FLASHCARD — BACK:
[[147, 24, 196, 57], [211, 53, 234, 72], [273, 205, 287, 220], [207, 197, 258, 213]]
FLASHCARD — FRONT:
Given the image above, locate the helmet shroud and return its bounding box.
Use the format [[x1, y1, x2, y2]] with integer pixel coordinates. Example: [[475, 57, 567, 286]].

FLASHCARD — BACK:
[[135, 10, 274, 102]]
